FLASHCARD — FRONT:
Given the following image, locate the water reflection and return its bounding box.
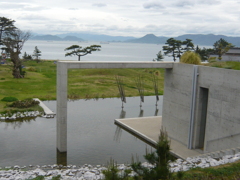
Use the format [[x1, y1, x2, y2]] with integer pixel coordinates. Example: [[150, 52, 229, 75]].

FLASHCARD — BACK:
[[119, 109, 126, 119], [1, 117, 36, 129], [113, 126, 122, 143], [57, 149, 67, 166], [0, 96, 163, 167], [154, 108, 159, 116], [138, 108, 144, 117]]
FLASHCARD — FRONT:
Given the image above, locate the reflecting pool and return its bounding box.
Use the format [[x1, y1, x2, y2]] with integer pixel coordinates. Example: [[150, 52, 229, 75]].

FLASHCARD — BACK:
[[0, 96, 162, 167]]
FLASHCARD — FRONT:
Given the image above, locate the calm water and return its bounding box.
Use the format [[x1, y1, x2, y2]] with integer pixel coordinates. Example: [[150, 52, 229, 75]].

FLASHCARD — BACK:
[[22, 40, 174, 62], [0, 96, 162, 167]]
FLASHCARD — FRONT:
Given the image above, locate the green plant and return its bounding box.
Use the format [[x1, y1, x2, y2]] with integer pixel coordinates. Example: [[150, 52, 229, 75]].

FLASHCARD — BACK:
[[208, 56, 217, 63], [102, 159, 131, 180], [131, 129, 173, 180], [8, 99, 39, 108], [180, 51, 201, 65], [1, 96, 18, 102]]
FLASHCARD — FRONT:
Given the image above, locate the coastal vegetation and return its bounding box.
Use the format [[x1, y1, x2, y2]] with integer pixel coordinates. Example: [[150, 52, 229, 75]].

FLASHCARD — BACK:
[[0, 60, 165, 113]]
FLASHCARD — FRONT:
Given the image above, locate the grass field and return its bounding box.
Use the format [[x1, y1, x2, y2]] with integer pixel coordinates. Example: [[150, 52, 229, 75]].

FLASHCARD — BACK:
[[0, 60, 165, 112]]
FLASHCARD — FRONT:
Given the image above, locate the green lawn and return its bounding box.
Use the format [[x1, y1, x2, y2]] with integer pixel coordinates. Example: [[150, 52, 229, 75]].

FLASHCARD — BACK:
[[0, 60, 165, 112]]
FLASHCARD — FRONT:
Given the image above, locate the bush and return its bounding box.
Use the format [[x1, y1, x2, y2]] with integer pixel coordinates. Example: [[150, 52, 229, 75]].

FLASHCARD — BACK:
[[131, 129, 173, 180], [1, 97, 18, 102], [180, 51, 201, 65], [27, 67, 37, 72], [8, 99, 39, 108]]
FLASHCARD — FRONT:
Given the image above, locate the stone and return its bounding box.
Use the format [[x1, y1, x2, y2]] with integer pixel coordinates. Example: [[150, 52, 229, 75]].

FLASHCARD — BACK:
[[83, 171, 96, 180]]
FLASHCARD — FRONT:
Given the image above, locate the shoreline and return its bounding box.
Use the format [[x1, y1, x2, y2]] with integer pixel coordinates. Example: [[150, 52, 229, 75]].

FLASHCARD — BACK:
[[1, 153, 240, 179]]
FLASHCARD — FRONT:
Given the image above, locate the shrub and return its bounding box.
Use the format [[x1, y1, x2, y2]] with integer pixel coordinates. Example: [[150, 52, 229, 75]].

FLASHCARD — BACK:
[[208, 57, 217, 63], [180, 51, 201, 65], [102, 159, 131, 180], [1, 97, 18, 102], [8, 99, 39, 108], [27, 67, 37, 72], [131, 129, 173, 180]]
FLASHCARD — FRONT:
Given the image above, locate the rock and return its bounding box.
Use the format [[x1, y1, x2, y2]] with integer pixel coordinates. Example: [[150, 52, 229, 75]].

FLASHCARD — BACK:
[[83, 171, 96, 180]]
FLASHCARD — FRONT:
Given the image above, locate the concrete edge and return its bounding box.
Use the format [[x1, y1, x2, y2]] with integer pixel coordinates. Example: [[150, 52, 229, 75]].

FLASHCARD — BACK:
[[114, 117, 185, 160], [33, 98, 56, 117]]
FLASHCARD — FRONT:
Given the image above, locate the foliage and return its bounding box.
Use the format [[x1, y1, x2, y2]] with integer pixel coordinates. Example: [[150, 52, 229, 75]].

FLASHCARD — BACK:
[[213, 38, 234, 60], [102, 159, 132, 180], [131, 129, 173, 180], [153, 50, 164, 61], [65, 44, 101, 61], [8, 99, 39, 108], [195, 46, 214, 61], [22, 51, 32, 60], [163, 38, 195, 62], [182, 39, 194, 51], [208, 56, 217, 63], [2, 29, 31, 78], [0, 60, 165, 112], [180, 51, 201, 65], [0, 17, 16, 46], [1, 96, 18, 102], [32, 46, 41, 63]]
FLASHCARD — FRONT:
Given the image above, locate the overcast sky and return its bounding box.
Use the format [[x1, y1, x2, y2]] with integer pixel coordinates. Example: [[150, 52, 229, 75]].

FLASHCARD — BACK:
[[1, 0, 239, 37]]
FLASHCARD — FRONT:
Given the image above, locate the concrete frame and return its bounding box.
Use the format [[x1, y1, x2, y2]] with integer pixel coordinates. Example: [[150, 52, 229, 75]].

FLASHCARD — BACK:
[[57, 61, 174, 152]]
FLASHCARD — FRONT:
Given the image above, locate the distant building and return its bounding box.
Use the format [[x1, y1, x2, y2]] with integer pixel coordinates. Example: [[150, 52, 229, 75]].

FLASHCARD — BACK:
[[222, 47, 240, 61], [210, 47, 240, 61]]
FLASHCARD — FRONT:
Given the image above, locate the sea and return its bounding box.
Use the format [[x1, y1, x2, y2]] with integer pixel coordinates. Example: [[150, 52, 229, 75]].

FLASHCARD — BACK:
[[22, 40, 175, 62]]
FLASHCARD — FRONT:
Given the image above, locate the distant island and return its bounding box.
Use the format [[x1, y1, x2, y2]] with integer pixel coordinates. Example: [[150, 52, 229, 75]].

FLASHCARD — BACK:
[[30, 33, 240, 46]]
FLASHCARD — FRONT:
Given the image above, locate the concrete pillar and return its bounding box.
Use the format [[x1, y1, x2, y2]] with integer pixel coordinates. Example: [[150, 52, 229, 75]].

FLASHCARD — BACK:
[[57, 62, 68, 152]]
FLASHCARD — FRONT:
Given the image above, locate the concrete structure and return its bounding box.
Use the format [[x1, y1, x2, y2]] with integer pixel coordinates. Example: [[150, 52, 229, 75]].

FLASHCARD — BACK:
[[222, 47, 240, 61], [162, 63, 240, 153], [115, 116, 201, 159], [33, 98, 56, 117], [57, 61, 240, 157], [56, 61, 173, 152]]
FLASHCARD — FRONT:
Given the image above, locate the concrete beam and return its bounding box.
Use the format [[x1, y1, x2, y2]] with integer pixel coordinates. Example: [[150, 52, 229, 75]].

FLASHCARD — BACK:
[[58, 61, 174, 69], [56, 61, 174, 152]]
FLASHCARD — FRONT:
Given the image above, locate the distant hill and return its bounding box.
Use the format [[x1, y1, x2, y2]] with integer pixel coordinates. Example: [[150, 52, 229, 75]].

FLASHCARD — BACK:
[[30, 33, 135, 42], [31, 35, 62, 41], [126, 34, 168, 44], [31, 35, 84, 41], [128, 34, 240, 46], [62, 36, 84, 41], [57, 33, 136, 42], [30, 33, 240, 46]]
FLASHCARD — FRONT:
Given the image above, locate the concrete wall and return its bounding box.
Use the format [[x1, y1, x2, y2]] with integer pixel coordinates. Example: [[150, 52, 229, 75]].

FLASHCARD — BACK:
[[162, 63, 240, 153]]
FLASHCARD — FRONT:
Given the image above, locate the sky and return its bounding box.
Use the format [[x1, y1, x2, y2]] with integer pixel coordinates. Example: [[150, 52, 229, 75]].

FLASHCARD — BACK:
[[1, 0, 240, 37]]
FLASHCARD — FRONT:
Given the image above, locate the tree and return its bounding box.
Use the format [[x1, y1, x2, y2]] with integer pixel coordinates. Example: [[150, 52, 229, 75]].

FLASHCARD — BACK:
[[64, 45, 101, 61], [22, 52, 32, 60], [0, 17, 16, 46], [153, 50, 164, 61], [163, 38, 178, 62], [213, 38, 234, 60], [131, 129, 173, 180], [32, 46, 41, 63], [195, 45, 214, 61], [2, 29, 31, 78], [163, 38, 195, 62], [182, 39, 194, 51]]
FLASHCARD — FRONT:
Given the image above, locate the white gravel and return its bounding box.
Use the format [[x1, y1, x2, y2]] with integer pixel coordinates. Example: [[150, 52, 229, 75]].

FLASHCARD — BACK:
[[1, 153, 240, 180]]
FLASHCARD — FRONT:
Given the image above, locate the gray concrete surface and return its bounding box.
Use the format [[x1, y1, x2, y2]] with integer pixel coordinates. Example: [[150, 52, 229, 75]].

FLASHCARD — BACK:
[[56, 61, 174, 152], [162, 63, 240, 154], [115, 116, 201, 159]]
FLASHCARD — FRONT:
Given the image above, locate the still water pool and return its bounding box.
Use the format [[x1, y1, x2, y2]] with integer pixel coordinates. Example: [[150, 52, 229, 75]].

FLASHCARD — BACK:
[[0, 96, 162, 167]]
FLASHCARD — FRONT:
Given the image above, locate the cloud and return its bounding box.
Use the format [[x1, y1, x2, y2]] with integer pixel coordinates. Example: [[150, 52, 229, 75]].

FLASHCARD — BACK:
[[92, 3, 107, 7], [68, 8, 78, 10], [143, 1, 164, 9]]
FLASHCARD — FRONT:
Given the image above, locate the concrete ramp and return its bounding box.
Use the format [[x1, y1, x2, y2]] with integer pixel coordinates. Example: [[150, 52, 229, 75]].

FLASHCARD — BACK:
[[115, 116, 202, 159], [33, 98, 56, 118]]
